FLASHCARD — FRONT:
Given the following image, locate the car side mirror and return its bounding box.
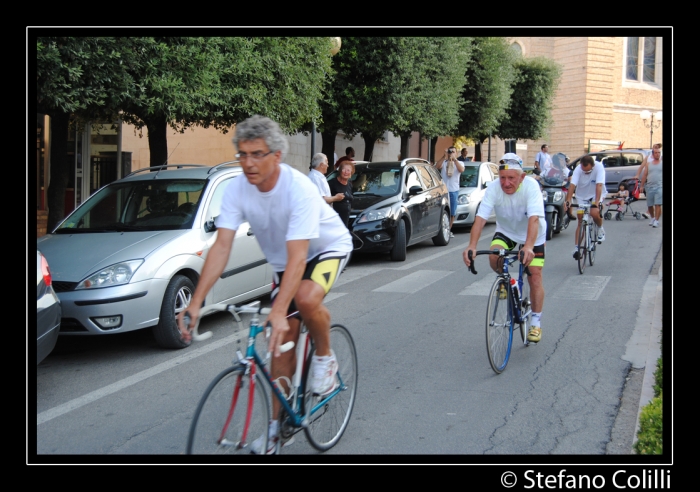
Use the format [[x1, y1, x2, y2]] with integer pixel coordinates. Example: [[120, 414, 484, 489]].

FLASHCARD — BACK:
[[408, 185, 423, 196], [204, 218, 218, 233]]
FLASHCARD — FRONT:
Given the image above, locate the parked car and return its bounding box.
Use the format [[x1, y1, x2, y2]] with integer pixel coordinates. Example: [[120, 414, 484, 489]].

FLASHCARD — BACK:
[[37, 250, 61, 364], [452, 161, 499, 227], [569, 148, 651, 196], [327, 158, 451, 261], [36, 163, 273, 350]]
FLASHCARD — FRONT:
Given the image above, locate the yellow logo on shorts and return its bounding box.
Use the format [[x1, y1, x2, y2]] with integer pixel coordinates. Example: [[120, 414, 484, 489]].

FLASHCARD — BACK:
[[310, 259, 341, 294]]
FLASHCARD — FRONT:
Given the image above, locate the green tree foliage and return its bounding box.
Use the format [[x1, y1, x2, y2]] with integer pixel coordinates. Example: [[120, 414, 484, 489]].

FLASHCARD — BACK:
[[37, 37, 143, 230], [320, 37, 470, 162], [454, 37, 518, 161], [36, 36, 333, 230], [496, 56, 562, 142]]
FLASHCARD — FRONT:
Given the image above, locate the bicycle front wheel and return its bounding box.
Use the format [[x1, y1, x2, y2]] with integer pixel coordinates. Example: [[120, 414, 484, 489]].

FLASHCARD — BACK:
[[186, 366, 270, 455], [519, 273, 531, 345], [577, 223, 587, 274], [485, 278, 514, 374], [588, 222, 597, 266], [303, 324, 358, 451]]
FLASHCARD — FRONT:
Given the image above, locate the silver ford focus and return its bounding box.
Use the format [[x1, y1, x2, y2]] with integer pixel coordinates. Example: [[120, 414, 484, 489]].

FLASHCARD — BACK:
[[36, 163, 272, 349]]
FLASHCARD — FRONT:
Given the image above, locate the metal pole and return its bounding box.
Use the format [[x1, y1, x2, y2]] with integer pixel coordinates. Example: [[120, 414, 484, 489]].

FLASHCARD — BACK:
[[649, 115, 653, 148], [311, 121, 316, 168]]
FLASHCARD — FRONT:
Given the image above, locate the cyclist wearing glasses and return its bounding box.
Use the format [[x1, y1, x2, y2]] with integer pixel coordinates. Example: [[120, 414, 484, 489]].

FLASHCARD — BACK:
[[463, 153, 547, 343], [564, 155, 606, 260], [178, 115, 353, 454]]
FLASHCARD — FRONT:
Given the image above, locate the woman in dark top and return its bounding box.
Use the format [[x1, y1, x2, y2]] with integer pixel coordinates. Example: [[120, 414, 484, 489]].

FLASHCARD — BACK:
[[328, 160, 354, 229]]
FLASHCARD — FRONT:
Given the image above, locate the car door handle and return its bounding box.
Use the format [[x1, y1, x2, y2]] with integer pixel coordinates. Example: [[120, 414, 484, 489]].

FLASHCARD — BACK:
[[247, 230, 254, 236]]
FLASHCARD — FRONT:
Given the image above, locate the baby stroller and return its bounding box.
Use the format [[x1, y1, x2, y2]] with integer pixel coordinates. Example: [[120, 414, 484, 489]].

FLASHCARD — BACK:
[[604, 178, 643, 220]]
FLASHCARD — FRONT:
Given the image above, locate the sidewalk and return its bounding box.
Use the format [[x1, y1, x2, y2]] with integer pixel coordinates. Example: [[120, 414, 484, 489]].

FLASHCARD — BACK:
[[622, 245, 663, 448]]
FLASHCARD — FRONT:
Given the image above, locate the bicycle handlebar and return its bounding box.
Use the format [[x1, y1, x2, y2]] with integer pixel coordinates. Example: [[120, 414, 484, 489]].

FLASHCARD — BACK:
[[467, 249, 526, 275], [185, 300, 294, 353]]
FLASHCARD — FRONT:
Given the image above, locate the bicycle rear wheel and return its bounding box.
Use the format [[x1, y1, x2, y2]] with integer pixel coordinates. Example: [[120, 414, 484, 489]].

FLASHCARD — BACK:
[[186, 366, 270, 455], [589, 222, 597, 266], [303, 324, 358, 451], [485, 278, 513, 374], [577, 223, 587, 274]]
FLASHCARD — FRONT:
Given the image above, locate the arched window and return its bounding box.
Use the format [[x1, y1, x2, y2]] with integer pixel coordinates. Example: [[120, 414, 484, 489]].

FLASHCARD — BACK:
[[510, 42, 523, 57]]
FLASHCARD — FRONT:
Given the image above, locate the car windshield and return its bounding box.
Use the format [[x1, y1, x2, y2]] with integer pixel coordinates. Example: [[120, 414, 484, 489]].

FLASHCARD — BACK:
[[54, 179, 207, 233], [460, 167, 479, 188], [351, 168, 401, 196]]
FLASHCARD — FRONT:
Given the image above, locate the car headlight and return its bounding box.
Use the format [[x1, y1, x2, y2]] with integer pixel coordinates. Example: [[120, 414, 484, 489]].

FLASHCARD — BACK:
[[76, 260, 144, 290], [458, 194, 470, 205], [553, 190, 564, 202], [356, 206, 392, 224]]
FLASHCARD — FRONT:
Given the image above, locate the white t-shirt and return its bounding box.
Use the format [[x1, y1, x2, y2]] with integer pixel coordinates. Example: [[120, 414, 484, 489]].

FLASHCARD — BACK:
[[440, 159, 461, 192], [477, 175, 546, 246], [535, 151, 552, 174], [217, 164, 352, 271], [307, 168, 331, 198], [570, 161, 606, 201]]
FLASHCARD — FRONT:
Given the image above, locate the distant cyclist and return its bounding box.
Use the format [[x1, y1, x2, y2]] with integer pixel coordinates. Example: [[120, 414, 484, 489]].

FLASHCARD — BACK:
[[564, 155, 606, 260], [178, 115, 353, 454], [463, 153, 547, 343]]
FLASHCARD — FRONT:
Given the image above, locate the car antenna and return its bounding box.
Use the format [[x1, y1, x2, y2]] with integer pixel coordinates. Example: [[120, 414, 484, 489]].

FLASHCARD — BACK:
[[153, 142, 180, 178]]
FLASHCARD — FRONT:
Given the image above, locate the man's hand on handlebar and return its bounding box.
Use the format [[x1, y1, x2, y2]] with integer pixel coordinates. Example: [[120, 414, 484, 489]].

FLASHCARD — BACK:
[[463, 246, 478, 268], [177, 305, 200, 343], [265, 311, 291, 358]]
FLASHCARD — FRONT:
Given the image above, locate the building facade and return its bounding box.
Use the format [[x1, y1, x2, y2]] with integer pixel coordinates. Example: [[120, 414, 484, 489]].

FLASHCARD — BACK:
[[36, 35, 664, 237]]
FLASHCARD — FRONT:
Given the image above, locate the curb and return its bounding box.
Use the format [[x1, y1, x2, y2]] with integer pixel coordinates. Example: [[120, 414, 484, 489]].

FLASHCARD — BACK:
[[633, 259, 663, 443]]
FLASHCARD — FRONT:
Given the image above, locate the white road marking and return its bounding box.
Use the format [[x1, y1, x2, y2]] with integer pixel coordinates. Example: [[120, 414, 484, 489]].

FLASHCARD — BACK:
[[373, 270, 453, 294]]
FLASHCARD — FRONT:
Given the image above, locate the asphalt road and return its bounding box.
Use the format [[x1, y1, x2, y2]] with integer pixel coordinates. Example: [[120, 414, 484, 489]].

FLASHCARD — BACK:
[[33, 211, 665, 463]]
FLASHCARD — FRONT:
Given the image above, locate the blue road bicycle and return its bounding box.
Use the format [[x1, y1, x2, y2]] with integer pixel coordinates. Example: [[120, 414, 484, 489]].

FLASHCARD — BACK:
[[185, 300, 357, 454], [467, 249, 533, 374]]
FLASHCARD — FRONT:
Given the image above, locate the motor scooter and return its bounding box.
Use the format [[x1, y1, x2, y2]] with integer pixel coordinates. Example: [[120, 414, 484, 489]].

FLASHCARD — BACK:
[[540, 152, 572, 240]]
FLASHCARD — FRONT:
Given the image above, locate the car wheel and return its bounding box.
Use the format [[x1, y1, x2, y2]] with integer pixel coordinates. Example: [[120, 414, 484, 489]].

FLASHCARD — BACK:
[[432, 208, 450, 246], [153, 274, 195, 349], [390, 219, 407, 261], [545, 212, 554, 241]]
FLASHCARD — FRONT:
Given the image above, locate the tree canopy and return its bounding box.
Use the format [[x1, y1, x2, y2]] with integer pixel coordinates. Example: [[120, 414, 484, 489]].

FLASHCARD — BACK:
[[454, 37, 518, 160], [495, 56, 562, 142]]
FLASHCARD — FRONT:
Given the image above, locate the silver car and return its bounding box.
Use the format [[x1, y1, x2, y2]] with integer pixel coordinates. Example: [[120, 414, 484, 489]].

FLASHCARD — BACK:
[[36, 163, 272, 350], [37, 250, 61, 364], [452, 161, 499, 227]]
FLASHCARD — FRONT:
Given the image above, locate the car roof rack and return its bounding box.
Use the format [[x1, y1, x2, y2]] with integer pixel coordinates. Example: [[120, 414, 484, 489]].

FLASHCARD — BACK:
[[209, 161, 241, 174], [124, 164, 206, 179]]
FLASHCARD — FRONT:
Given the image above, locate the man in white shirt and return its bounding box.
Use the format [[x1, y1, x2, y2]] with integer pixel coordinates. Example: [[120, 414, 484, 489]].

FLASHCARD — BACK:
[[178, 115, 352, 454], [308, 153, 344, 205], [463, 153, 547, 343], [534, 144, 552, 175], [564, 155, 606, 260]]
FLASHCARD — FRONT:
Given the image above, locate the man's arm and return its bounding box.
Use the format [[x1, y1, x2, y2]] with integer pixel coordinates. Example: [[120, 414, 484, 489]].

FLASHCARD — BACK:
[[178, 228, 236, 340], [564, 183, 576, 215], [455, 159, 465, 173], [521, 214, 540, 266], [266, 239, 310, 357]]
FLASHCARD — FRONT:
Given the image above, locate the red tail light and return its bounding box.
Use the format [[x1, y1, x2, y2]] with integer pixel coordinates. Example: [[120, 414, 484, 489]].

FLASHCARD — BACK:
[[40, 253, 52, 287]]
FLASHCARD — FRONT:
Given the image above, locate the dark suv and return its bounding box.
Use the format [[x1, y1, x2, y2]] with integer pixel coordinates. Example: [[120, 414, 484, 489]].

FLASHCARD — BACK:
[[569, 149, 650, 194], [327, 159, 451, 261]]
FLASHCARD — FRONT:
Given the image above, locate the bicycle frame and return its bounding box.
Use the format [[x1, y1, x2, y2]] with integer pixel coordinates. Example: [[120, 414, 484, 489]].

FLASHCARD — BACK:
[[194, 301, 343, 431]]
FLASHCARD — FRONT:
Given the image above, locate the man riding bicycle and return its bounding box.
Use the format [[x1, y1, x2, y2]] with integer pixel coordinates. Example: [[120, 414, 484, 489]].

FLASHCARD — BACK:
[[462, 153, 547, 343], [564, 155, 606, 260], [178, 115, 353, 454]]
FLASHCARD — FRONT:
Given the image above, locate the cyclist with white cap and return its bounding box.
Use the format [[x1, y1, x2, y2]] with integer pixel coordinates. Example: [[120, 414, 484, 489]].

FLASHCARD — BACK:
[[463, 153, 547, 343]]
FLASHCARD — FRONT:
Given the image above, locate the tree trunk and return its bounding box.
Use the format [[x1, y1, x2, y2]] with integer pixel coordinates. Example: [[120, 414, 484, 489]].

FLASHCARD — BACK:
[[399, 133, 411, 161], [321, 128, 338, 173], [362, 132, 381, 162], [474, 139, 483, 162], [46, 112, 71, 232], [429, 136, 438, 163], [145, 114, 170, 168]]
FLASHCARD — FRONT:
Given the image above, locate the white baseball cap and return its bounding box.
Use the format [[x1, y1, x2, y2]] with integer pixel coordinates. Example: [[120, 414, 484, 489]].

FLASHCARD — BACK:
[[499, 153, 523, 169]]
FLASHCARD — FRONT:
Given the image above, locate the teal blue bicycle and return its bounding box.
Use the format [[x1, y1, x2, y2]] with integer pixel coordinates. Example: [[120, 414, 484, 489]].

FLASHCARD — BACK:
[[185, 301, 357, 454]]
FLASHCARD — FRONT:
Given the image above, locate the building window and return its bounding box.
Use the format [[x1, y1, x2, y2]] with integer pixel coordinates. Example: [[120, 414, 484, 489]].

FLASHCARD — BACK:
[[626, 37, 659, 84], [510, 41, 523, 57]]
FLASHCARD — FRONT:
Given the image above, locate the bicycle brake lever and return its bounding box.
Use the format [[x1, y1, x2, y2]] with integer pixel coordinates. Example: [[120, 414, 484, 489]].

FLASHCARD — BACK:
[[467, 250, 477, 275]]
